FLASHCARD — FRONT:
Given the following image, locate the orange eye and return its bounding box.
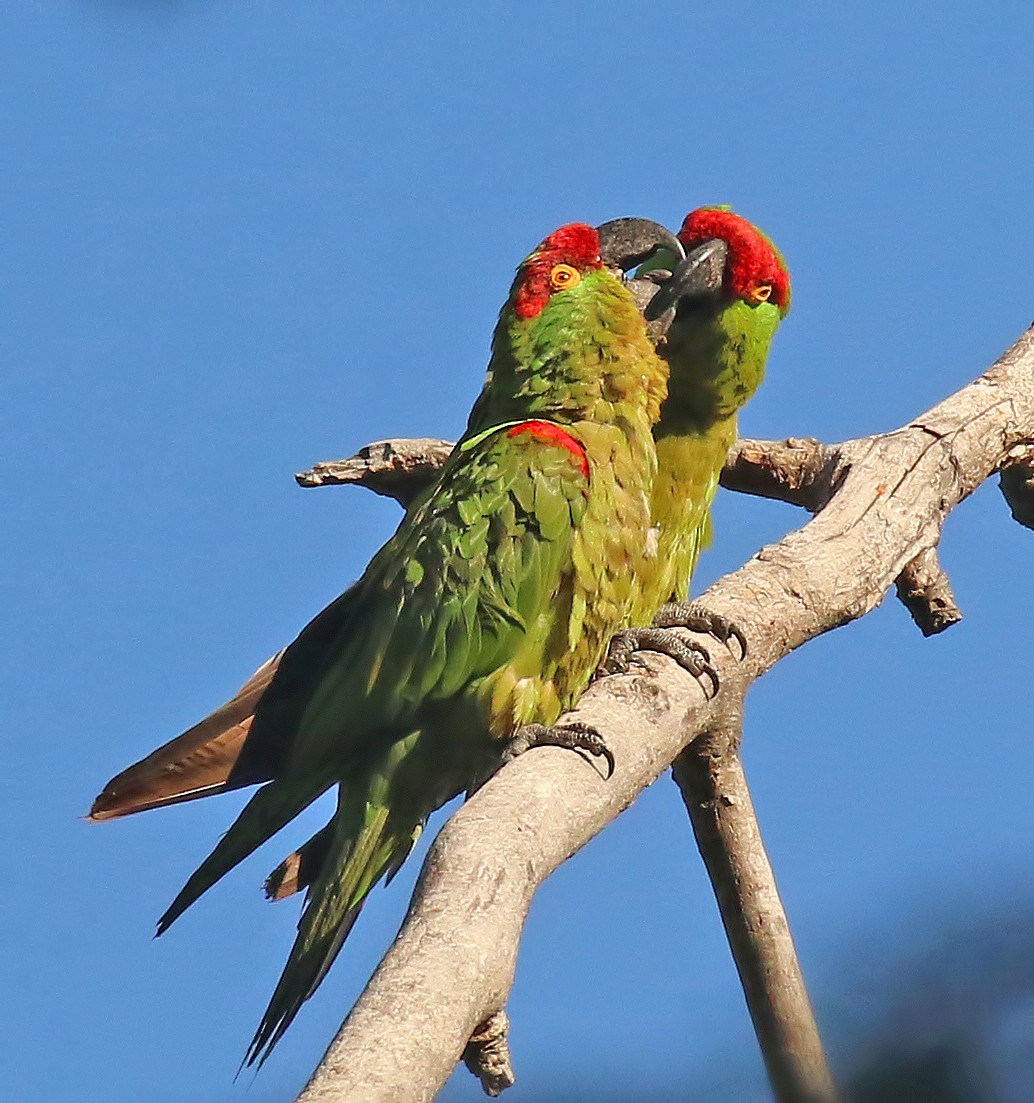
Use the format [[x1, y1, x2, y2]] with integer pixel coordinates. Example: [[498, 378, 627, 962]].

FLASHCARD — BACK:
[[750, 283, 773, 304], [549, 264, 581, 291]]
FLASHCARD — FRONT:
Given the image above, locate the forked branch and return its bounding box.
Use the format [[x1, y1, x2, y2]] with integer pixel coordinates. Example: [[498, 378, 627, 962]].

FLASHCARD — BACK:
[[293, 326, 1034, 1103]]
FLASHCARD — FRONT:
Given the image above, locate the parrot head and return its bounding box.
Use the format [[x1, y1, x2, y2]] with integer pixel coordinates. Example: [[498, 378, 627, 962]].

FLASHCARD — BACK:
[[643, 205, 791, 325], [474, 219, 686, 432], [677, 206, 791, 318], [512, 222, 605, 320], [512, 219, 686, 326], [644, 207, 792, 424]]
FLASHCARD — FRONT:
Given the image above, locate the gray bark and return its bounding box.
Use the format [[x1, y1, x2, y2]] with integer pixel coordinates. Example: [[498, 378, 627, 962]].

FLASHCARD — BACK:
[[292, 325, 1034, 1102]]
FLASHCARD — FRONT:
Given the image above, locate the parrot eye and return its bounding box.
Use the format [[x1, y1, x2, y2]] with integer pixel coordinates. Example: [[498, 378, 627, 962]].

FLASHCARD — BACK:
[[750, 283, 773, 304], [549, 264, 582, 291]]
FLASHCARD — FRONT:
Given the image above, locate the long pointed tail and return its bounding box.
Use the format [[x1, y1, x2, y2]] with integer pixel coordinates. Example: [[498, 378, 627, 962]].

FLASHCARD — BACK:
[[89, 652, 283, 821], [246, 789, 422, 1066], [157, 764, 335, 935]]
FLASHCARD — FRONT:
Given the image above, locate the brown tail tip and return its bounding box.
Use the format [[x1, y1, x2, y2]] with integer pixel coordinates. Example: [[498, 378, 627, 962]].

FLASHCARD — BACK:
[[264, 852, 303, 901]]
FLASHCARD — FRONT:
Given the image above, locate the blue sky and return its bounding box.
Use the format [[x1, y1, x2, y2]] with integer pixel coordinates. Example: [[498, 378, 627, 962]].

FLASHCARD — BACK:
[[4, 3, 1033, 1100]]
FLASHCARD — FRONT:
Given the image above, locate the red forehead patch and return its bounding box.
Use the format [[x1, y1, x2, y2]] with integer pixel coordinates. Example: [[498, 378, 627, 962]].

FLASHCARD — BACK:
[[507, 419, 590, 479], [679, 207, 791, 312], [514, 222, 603, 319], [538, 223, 601, 266]]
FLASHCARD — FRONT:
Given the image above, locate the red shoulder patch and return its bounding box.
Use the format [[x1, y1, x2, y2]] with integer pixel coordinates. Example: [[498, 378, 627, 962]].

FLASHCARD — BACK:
[[507, 420, 590, 479]]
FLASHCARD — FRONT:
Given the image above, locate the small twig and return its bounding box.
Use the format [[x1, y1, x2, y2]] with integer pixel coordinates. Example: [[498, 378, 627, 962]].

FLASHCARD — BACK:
[[672, 702, 840, 1103], [999, 443, 1034, 530], [462, 1012, 516, 1097], [720, 437, 839, 511], [295, 437, 453, 506], [894, 546, 963, 636]]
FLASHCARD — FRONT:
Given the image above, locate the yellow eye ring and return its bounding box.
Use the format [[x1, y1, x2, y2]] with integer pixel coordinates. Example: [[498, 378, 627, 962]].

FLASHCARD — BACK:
[[750, 283, 773, 304], [549, 263, 581, 291]]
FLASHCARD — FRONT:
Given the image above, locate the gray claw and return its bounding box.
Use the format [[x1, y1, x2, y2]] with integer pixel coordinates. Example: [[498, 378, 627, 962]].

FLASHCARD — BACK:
[[504, 721, 615, 779], [655, 601, 748, 660], [599, 626, 719, 698]]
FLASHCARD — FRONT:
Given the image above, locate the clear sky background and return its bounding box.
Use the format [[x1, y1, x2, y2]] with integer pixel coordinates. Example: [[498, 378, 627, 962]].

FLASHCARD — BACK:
[[4, 3, 1033, 1101]]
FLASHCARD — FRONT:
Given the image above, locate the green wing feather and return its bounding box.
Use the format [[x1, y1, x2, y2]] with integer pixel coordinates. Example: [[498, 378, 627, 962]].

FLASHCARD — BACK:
[[117, 247, 671, 1066], [158, 421, 593, 1064]]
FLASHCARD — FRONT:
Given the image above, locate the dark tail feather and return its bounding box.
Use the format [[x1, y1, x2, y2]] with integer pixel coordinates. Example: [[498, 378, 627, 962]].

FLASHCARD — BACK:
[[246, 797, 421, 1066], [89, 652, 283, 821], [265, 820, 335, 901], [264, 812, 417, 903], [157, 766, 334, 936]]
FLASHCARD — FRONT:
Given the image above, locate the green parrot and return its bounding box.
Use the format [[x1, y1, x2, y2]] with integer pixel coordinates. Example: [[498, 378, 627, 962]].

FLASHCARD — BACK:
[[86, 218, 690, 827], [602, 206, 792, 670], [261, 209, 791, 897], [89, 209, 790, 894], [126, 219, 684, 1064]]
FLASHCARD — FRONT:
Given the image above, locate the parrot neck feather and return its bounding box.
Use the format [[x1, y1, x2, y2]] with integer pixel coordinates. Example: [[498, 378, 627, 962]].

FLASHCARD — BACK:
[[658, 298, 779, 429], [465, 267, 668, 439]]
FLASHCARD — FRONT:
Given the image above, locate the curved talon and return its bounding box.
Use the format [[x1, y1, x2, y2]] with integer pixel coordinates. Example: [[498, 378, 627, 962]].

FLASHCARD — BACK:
[[655, 601, 748, 659], [599, 626, 719, 697], [505, 721, 615, 779], [602, 627, 711, 674], [597, 631, 636, 677], [697, 660, 720, 699]]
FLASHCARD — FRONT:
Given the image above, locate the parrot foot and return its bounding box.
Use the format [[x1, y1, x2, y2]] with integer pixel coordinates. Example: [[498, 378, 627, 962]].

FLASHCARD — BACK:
[[504, 721, 615, 779], [598, 627, 719, 697], [655, 601, 748, 659]]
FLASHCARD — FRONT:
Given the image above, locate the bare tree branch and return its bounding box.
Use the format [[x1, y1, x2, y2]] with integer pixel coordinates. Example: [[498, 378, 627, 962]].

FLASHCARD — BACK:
[[294, 434, 844, 511], [291, 428, 979, 639], [672, 701, 839, 1103], [294, 325, 1034, 1102], [719, 436, 837, 510]]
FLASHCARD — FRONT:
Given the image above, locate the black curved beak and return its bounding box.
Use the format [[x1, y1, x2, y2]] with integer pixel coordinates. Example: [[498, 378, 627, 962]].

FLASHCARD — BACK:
[[645, 239, 728, 321], [596, 217, 686, 273]]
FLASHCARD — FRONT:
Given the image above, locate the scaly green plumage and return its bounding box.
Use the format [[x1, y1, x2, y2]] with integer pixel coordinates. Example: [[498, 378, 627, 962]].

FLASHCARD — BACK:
[[154, 224, 670, 1064]]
